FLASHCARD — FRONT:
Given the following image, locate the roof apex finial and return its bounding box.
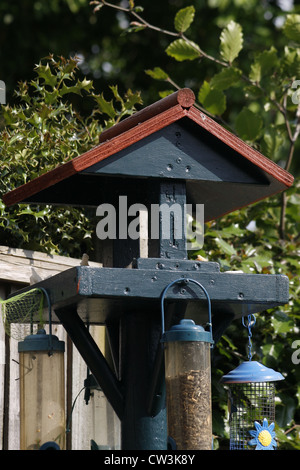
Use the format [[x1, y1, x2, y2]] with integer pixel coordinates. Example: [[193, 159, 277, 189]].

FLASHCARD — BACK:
[[176, 88, 195, 108]]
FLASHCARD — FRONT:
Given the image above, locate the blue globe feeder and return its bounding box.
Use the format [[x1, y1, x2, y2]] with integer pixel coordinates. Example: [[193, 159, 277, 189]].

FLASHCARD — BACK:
[[221, 315, 284, 450]]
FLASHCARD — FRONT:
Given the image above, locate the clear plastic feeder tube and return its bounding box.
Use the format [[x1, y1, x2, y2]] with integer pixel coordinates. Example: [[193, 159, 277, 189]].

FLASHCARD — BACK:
[[164, 331, 212, 450], [161, 279, 214, 450], [19, 329, 65, 450]]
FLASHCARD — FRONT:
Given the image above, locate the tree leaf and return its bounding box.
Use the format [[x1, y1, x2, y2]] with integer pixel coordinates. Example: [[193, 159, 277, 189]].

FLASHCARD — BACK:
[[166, 38, 201, 62], [122, 88, 143, 110], [210, 67, 242, 91], [145, 67, 169, 80], [261, 126, 284, 158], [249, 47, 278, 83], [276, 394, 297, 428], [220, 20, 243, 63], [123, 24, 147, 35], [282, 46, 300, 77], [174, 6, 195, 33], [235, 107, 263, 141], [283, 14, 300, 42], [158, 89, 175, 98], [272, 311, 294, 334], [93, 93, 117, 119], [215, 237, 237, 256], [60, 84, 82, 96], [198, 81, 226, 115], [220, 223, 244, 238], [60, 78, 93, 96], [109, 84, 124, 103], [36, 63, 57, 88], [79, 77, 94, 92]]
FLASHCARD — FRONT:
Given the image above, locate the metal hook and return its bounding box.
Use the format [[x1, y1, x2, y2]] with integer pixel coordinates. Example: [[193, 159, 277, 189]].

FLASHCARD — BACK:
[[160, 278, 213, 344], [37, 287, 53, 356], [242, 313, 256, 330]]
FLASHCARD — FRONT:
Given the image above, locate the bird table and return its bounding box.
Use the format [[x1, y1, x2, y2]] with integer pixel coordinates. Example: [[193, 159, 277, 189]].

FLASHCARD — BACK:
[[3, 89, 293, 450]]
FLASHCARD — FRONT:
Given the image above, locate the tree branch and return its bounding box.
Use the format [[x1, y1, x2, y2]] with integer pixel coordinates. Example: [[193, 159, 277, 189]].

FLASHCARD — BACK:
[[96, 0, 299, 240], [279, 101, 300, 240]]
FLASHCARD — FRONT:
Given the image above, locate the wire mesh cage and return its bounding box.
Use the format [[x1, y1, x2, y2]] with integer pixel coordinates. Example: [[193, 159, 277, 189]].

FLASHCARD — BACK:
[[227, 381, 276, 450], [0, 288, 45, 340], [221, 359, 284, 450]]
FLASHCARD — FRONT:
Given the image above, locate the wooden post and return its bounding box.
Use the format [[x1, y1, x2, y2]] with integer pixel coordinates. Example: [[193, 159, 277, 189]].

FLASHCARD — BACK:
[[120, 310, 167, 450], [119, 180, 188, 449]]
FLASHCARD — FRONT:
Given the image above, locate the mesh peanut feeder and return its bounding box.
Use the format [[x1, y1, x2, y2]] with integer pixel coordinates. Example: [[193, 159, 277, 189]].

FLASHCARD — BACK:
[[221, 314, 284, 450]]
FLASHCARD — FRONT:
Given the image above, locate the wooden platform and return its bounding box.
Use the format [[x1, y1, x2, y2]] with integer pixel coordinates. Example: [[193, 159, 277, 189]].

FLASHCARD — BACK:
[[7, 262, 289, 326]]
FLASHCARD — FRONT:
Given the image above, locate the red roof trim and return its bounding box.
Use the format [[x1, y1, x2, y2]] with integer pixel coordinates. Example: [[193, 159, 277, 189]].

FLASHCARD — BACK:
[[73, 104, 186, 172], [3, 104, 186, 206], [187, 106, 293, 188], [2, 88, 294, 207]]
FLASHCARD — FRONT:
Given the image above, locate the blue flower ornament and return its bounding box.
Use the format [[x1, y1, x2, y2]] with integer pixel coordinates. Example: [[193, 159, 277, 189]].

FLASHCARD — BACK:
[[248, 418, 277, 450]]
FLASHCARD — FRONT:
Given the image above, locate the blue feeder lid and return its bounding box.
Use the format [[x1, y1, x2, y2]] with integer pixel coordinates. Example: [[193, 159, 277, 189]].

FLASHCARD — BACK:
[[18, 329, 65, 353], [163, 319, 213, 344], [221, 360, 284, 384]]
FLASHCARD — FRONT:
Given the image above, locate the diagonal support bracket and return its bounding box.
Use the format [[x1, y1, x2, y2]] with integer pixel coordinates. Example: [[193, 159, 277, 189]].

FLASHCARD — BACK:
[[55, 306, 124, 420]]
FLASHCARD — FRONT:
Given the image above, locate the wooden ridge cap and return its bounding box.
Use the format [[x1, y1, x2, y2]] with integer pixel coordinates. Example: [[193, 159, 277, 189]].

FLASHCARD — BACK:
[[98, 88, 195, 144]]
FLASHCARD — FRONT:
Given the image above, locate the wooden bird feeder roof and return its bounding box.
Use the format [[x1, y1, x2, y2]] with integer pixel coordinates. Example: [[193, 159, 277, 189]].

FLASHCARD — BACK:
[[3, 88, 293, 221]]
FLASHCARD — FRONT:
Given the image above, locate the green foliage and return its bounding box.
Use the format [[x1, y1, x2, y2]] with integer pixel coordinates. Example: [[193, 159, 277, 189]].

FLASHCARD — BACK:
[[235, 107, 263, 141], [202, 188, 300, 448], [97, 2, 300, 449], [93, 85, 141, 126], [135, 6, 300, 175], [210, 67, 242, 91], [145, 67, 169, 81], [166, 38, 201, 62], [174, 6, 195, 33], [198, 81, 226, 116], [283, 14, 300, 42], [249, 47, 278, 83], [0, 55, 142, 256], [219, 20, 243, 64]]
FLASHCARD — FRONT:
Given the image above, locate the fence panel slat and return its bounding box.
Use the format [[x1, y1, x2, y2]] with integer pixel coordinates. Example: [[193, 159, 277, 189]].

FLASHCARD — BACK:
[[0, 248, 120, 450]]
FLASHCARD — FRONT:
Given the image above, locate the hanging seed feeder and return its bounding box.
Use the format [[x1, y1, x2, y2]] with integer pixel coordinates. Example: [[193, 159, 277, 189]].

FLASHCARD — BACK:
[[17, 288, 66, 450], [161, 278, 214, 450], [221, 314, 284, 450]]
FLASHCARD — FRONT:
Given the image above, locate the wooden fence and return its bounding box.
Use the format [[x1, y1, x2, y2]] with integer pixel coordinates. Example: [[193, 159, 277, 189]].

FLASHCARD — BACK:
[[0, 245, 120, 450]]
